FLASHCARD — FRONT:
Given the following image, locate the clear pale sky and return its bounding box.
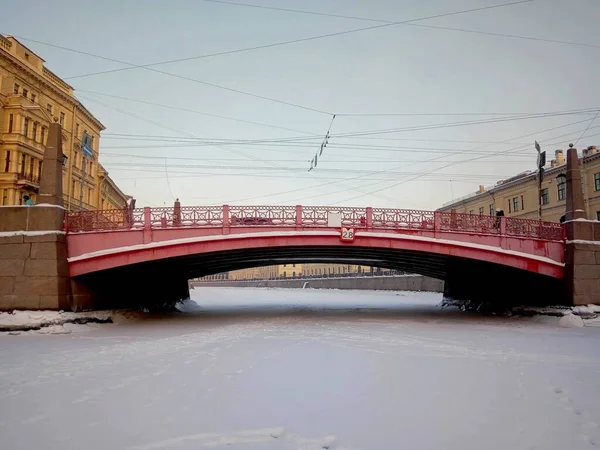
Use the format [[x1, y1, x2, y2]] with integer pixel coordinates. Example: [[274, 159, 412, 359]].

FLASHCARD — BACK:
[[3, 0, 599, 209]]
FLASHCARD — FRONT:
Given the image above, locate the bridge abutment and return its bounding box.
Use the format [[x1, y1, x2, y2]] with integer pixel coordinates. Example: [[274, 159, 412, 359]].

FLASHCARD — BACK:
[[563, 146, 600, 306], [71, 263, 190, 311], [442, 258, 565, 308], [0, 206, 71, 311]]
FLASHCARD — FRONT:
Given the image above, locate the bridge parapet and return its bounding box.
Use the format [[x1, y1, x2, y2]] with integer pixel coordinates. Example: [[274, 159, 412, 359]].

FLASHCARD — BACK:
[[64, 205, 564, 242]]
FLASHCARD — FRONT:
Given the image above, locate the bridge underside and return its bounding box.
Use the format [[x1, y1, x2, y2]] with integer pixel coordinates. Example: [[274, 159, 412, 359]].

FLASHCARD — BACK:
[[70, 246, 566, 310]]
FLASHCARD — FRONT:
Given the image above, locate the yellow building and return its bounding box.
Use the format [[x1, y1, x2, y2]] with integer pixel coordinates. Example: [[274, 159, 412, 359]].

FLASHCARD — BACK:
[[438, 146, 600, 222], [195, 263, 397, 281], [0, 35, 129, 210], [229, 266, 280, 280]]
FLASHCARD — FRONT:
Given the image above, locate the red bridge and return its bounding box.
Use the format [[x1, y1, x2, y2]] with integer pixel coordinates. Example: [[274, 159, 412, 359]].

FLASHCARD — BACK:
[[65, 204, 565, 309]]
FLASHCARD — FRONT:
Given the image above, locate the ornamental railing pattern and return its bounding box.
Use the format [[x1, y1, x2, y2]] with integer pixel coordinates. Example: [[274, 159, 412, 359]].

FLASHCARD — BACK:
[[64, 205, 564, 242]]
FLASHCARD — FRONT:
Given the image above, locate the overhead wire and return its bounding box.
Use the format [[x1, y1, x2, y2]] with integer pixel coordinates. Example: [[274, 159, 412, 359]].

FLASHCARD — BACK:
[[11, 0, 533, 117], [203, 0, 600, 53], [331, 113, 600, 204]]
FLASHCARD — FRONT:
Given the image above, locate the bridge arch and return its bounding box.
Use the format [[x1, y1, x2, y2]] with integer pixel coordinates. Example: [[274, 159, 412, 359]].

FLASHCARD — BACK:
[[68, 231, 563, 279]]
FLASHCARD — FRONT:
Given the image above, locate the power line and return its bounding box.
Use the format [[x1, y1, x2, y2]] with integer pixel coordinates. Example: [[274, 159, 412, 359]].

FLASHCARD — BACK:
[[11, 1, 532, 116], [95, 107, 599, 147], [574, 110, 600, 145], [204, 0, 600, 52], [15, 37, 332, 116], [78, 89, 318, 136], [81, 92, 398, 203], [100, 153, 532, 164], [331, 114, 600, 204]]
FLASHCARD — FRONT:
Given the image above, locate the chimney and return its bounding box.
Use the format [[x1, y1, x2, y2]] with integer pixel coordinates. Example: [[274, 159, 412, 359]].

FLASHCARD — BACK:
[[555, 149, 565, 165], [550, 159, 556, 168], [478, 185, 485, 193], [586, 145, 598, 155]]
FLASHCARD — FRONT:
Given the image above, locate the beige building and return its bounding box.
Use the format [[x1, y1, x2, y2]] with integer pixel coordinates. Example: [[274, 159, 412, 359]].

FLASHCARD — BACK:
[[438, 146, 600, 222], [0, 35, 129, 210], [196, 263, 396, 281]]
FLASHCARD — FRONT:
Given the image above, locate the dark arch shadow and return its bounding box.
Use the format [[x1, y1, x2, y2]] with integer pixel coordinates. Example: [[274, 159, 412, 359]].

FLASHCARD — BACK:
[[73, 245, 565, 310]]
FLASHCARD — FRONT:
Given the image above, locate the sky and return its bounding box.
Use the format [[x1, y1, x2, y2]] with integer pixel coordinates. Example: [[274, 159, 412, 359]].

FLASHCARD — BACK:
[[2, 0, 600, 209]]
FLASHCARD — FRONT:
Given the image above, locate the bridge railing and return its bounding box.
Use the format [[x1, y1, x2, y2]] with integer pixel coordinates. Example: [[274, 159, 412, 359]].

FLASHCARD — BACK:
[[64, 205, 564, 241]]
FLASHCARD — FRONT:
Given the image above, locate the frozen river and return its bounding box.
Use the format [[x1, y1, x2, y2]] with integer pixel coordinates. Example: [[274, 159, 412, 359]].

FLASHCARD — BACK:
[[1, 287, 600, 450]]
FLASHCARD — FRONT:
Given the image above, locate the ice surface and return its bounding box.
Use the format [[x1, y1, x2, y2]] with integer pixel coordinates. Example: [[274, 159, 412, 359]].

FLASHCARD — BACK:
[[1, 287, 600, 450]]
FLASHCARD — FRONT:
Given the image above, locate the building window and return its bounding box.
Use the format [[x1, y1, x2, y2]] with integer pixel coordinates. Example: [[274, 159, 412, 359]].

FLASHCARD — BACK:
[[489, 204, 494, 216], [29, 158, 34, 177], [478, 207, 484, 216], [32, 122, 38, 141], [8, 114, 13, 133], [13, 83, 19, 94], [59, 112, 65, 126], [594, 173, 600, 191], [22, 88, 28, 98], [38, 161, 42, 180], [19, 153, 25, 175], [46, 104, 52, 114], [521, 195, 524, 210], [557, 177, 566, 201], [4, 151, 10, 172], [597, 211, 600, 221], [31, 94, 36, 103], [23, 118, 29, 137], [541, 188, 549, 205], [75, 123, 79, 136], [512, 197, 520, 212], [40, 127, 46, 144], [469, 210, 474, 214]]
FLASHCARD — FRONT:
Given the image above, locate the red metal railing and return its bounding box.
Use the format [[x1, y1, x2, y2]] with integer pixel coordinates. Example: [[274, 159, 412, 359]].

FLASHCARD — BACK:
[[64, 205, 564, 241]]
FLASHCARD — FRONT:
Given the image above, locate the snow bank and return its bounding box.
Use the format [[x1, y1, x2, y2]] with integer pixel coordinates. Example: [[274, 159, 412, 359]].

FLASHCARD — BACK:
[[0, 309, 144, 335], [558, 313, 585, 328]]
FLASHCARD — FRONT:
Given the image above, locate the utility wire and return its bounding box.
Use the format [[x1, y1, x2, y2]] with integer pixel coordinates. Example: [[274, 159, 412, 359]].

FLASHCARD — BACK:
[[96, 107, 600, 146], [332, 114, 600, 204], [574, 110, 600, 146], [77, 89, 318, 136], [204, 0, 600, 52], [11, 0, 532, 116]]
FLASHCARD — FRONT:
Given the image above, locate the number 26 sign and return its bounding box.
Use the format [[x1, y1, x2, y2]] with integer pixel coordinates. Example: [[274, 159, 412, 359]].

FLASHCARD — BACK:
[[340, 227, 355, 242]]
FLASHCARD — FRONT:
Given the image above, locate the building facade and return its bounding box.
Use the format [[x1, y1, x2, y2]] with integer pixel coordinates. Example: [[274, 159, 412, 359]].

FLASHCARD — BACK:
[[195, 264, 397, 281], [0, 35, 129, 210], [438, 146, 600, 222]]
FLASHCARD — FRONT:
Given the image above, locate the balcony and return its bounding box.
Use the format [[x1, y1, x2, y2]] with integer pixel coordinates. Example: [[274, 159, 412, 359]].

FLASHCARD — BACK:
[[15, 172, 40, 191], [1, 132, 46, 154]]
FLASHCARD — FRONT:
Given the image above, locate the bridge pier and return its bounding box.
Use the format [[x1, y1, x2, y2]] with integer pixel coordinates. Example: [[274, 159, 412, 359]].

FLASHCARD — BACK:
[[442, 258, 565, 308], [563, 145, 600, 306], [70, 262, 190, 311]]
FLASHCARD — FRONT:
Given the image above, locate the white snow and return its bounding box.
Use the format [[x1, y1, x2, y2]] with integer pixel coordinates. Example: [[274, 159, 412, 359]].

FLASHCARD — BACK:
[[67, 229, 564, 267], [0, 230, 65, 237], [566, 239, 600, 245], [0, 309, 142, 334], [1, 287, 600, 450], [558, 313, 585, 328], [572, 218, 600, 223]]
